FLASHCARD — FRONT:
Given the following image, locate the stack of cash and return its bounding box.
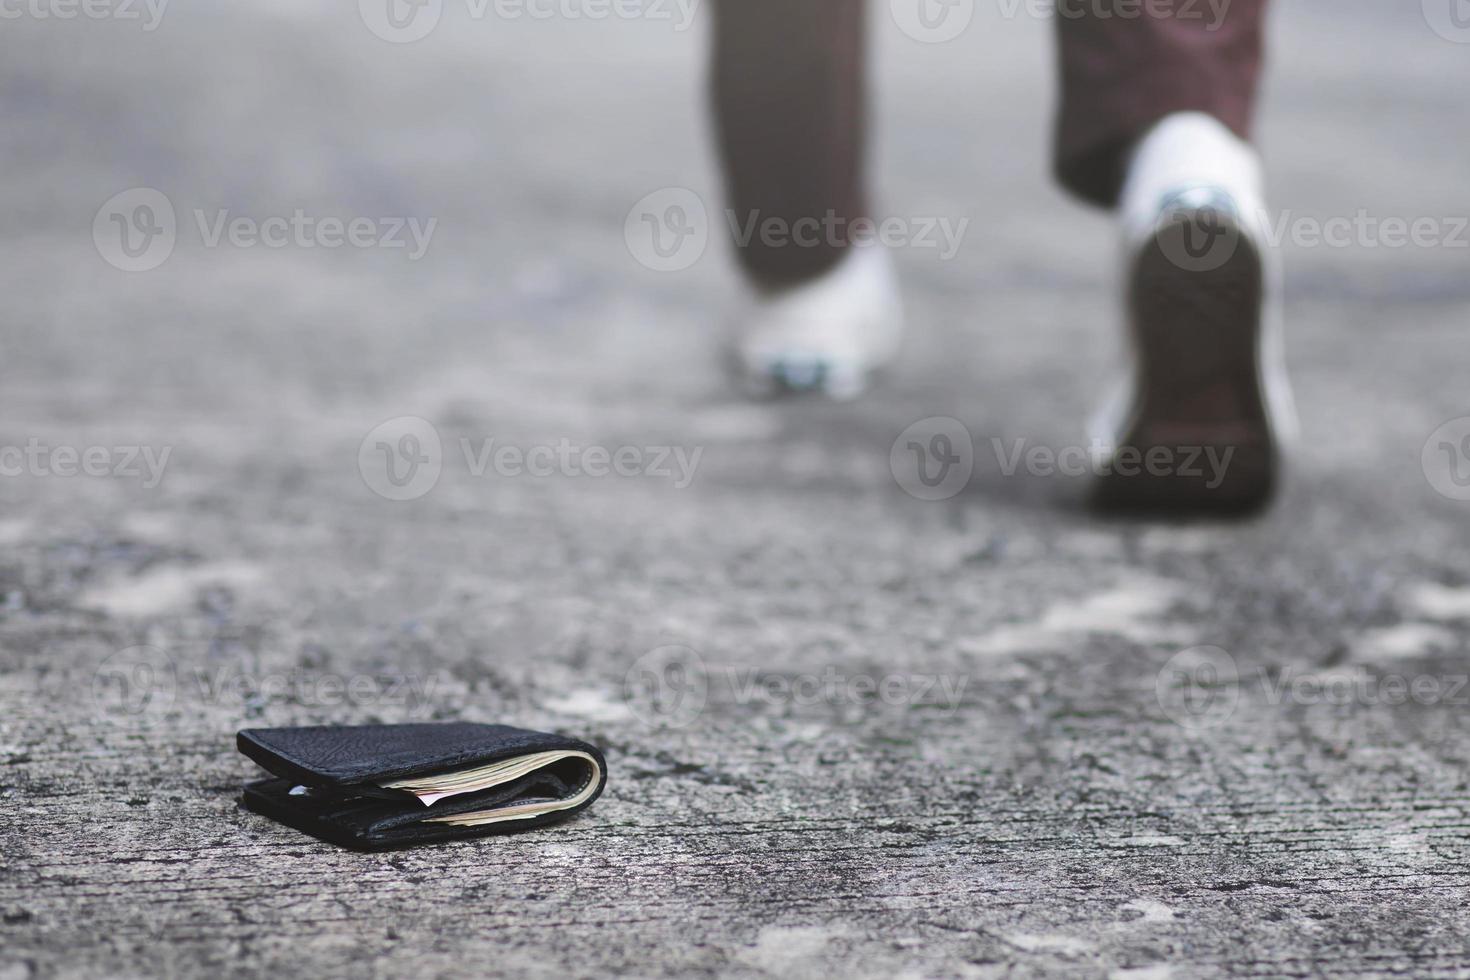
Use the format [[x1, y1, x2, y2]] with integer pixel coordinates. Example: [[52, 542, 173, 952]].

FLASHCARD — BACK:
[[380, 749, 600, 826]]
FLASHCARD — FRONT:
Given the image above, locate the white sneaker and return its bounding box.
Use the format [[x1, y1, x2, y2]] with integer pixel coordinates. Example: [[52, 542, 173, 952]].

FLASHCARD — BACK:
[[728, 245, 904, 401], [1091, 112, 1298, 514]]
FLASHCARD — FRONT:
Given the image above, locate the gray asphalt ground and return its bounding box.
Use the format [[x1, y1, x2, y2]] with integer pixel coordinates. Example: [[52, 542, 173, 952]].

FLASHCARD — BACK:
[[3, 1, 1470, 977]]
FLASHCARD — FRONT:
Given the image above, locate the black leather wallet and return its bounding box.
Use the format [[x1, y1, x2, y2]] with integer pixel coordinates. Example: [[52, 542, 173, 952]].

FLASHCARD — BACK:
[[238, 723, 607, 850]]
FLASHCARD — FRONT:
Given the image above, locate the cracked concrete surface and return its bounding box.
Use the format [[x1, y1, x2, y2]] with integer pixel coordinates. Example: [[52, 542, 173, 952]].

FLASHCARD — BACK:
[[2, 1, 1469, 977]]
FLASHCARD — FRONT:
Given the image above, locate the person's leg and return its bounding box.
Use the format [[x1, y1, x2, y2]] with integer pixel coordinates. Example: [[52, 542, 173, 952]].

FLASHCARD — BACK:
[[1052, 0, 1294, 513], [711, 0, 867, 286], [711, 0, 902, 399], [1052, 0, 1268, 207]]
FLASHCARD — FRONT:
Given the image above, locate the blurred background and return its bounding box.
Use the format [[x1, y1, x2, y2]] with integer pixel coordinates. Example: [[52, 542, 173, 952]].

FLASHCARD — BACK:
[[4, 1, 1470, 976]]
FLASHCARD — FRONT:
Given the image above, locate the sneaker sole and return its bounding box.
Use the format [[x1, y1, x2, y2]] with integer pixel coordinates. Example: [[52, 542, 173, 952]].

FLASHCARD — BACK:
[[756, 364, 868, 401], [1092, 211, 1279, 515], [727, 348, 880, 402]]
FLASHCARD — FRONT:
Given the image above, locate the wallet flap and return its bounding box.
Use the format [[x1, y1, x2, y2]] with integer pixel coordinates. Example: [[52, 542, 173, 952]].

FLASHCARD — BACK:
[[236, 722, 593, 787]]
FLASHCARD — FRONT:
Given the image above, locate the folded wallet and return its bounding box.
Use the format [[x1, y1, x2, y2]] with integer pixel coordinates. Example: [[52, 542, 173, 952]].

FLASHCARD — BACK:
[[238, 722, 607, 850]]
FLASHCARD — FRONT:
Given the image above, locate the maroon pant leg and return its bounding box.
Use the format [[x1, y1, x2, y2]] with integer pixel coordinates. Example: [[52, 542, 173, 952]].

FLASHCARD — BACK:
[[711, 0, 1269, 281], [1054, 0, 1270, 206], [711, 0, 868, 288]]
